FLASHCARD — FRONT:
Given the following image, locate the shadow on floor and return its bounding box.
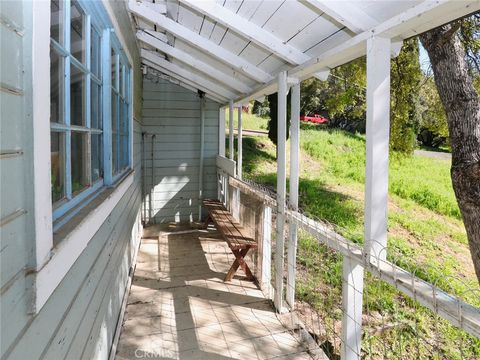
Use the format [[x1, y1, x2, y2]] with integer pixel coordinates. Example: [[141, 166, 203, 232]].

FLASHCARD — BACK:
[[116, 224, 315, 360]]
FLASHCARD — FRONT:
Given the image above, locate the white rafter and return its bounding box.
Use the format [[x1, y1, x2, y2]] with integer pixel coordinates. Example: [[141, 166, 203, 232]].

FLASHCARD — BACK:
[[141, 49, 238, 100], [144, 66, 225, 103], [143, 29, 168, 43], [178, 0, 310, 65], [137, 29, 253, 94], [143, 60, 227, 104], [231, 0, 479, 106], [301, 0, 378, 33], [129, 0, 273, 83]]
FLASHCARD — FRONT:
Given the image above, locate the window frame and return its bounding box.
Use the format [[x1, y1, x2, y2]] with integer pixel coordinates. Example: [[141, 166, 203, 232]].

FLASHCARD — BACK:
[[31, 0, 134, 314], [50, 0, 132, 228]]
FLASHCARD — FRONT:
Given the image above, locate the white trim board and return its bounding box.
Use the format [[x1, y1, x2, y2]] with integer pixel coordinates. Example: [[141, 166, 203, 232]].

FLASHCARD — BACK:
[[34, 172, 134, 312]]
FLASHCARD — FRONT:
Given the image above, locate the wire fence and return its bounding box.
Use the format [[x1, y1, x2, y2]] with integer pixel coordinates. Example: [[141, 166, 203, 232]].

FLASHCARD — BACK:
[[227, 174, 480, 360]]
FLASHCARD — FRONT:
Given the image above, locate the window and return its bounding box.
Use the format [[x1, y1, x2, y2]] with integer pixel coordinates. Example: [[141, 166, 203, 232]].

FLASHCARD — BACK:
[[50, 0, 131, 225], [111, 46, 131, 176]]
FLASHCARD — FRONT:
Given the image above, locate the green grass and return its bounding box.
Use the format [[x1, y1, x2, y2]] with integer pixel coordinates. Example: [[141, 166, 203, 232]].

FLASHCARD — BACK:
[[225, 110, 269, 132], [238, 127, 479, 359], [300, 127, 461, 219]]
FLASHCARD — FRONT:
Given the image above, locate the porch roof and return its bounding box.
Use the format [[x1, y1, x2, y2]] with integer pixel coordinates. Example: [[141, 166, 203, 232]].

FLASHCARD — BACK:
[[128, 0, 478, 105]]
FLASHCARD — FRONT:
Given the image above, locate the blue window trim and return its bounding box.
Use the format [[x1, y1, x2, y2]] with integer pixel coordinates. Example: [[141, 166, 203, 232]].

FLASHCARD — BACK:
[[51, 0, 132, 224]]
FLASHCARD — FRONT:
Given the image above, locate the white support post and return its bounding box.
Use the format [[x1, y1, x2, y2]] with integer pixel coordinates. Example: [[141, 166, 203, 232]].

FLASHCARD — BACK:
[[364, 35, 391, 263], [229, 100, 234, 160], [233, 106, 242, 221], [286, 82, 300, 309], [237, 106, 243, 180], [218, 107, 226, 201], [227, 100, 234, 211], [340, 35, 391, 360], [219, 107, 225, 157], [274, 71, 287, 313]]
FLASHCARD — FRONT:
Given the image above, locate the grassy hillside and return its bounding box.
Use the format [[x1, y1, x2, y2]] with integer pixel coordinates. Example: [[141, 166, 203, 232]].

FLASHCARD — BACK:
[[234, 120, 479, 359], [225, 108, 269, 132]]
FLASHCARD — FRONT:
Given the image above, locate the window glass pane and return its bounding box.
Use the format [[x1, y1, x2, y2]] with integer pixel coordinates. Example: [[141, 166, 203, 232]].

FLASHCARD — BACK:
[[111, 91, 118, 132], [112, 133, 118, 174], [50, 47, 64, 123], [111, 49, 117, 89], [51, 132, 65, 203], [91, 80, 102, 129], [91, 27, 101, 78], [120, 135, 128, 169], [121, 101, 128, 134], [51, 0, 63, 45], [91, 134, 102, 182], [112, 91, 118, 174], [71, 63, 85, 126], [70, 1, 85, 63], [71, 132, 88, 194], [119, 63, 124, 98]]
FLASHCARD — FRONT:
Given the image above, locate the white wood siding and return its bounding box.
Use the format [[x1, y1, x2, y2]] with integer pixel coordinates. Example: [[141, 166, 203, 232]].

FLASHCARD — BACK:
[[0, 1, 144, 359], [142, 78, 219, 223]]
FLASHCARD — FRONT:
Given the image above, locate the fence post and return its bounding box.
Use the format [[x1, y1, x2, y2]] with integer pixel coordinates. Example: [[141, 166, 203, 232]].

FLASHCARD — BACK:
[[286, 82, 300, 309], [275, 71, 287, 312], [341, 257, 365, 360], [260, 205, 272, 298]]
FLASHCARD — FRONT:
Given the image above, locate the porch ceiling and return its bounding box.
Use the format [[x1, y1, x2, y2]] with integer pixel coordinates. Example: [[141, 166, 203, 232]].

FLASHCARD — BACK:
[[128, 0, 479, 105]]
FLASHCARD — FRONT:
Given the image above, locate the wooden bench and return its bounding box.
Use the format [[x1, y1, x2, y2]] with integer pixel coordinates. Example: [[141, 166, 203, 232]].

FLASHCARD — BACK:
[[203, 199, 257, 282]]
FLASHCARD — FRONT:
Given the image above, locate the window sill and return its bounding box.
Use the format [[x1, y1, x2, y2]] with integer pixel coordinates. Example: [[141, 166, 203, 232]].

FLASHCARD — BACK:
[[33, 170, 134, 313]]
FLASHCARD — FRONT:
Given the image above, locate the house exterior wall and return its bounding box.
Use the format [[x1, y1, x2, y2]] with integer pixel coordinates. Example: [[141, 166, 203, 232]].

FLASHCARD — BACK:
[[142, 78, 220, 223], [0, 1, 143, 359]]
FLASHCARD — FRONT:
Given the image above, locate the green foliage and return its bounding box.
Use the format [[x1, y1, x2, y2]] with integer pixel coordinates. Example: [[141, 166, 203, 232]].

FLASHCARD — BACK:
[[390, 39, 422, 153], [300, 58, 367, 125], [325, 58, 367, 121], [251, 98, 270, 118], [459, 14, 480, 77], [267, 92, 291, 147], [417, 77, 449, 144]]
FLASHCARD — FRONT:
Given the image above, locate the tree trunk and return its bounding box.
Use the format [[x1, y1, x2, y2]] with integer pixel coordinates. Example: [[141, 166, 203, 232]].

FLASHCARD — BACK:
[[420, 24, 480, 282]]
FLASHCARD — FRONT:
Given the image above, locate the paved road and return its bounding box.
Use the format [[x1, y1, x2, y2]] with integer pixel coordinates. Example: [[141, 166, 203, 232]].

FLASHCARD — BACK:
[[227, 129, 268, 136], [414, 149, 451, 161]]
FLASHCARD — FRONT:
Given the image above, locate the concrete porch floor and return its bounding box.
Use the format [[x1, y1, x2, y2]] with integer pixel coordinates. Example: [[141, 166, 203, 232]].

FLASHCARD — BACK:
[[115, 224, 316, 360]]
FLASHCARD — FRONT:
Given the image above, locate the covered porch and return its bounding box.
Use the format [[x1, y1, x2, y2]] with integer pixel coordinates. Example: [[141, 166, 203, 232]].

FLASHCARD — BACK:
[[125, 1, 480, 359], [116, 225, 319, 359]]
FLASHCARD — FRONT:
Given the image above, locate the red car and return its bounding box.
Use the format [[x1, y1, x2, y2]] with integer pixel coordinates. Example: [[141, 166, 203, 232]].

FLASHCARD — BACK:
[[300, 114, 329, 124]]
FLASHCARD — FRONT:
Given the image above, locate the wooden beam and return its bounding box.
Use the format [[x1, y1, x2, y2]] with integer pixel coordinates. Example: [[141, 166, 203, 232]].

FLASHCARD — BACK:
[[142, 59, 227, 103], [275, 71, 288, 313], [129, 0, 273, 83], [140, 49, 238, 100], [179, 0, 309, 65], [301, 0, 377, 33], [137, 30, 253, 94]]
